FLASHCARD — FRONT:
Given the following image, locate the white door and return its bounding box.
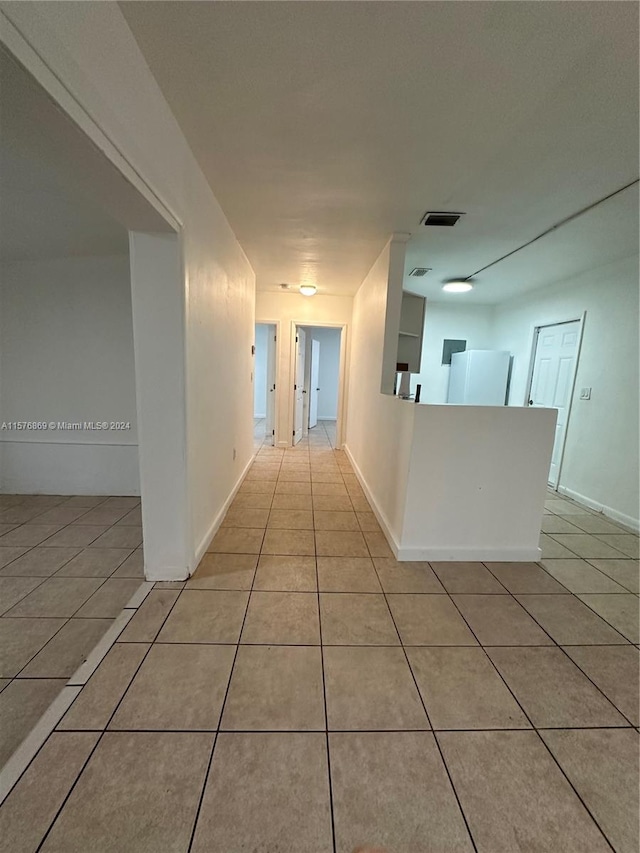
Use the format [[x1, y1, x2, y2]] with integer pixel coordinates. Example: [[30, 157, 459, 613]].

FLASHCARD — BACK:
[[309, 339, 320, 428], [528, 320, 581, 486], [265, 327, 276, 446], [293, 328, 306, 445]]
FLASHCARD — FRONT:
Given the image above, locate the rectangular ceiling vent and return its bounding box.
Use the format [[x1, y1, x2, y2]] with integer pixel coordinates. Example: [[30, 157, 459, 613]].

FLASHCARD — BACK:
[[408, 267, 431, 277], [421, 212, 464, 227]]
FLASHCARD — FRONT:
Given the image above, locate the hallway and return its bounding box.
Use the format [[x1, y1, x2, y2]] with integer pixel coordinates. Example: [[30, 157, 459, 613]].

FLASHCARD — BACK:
[[0, 446, 637, 852]]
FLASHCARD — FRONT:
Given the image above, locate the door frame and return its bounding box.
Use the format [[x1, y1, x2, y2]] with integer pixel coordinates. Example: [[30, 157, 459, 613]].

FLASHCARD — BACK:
[[254, 318, 281, 445], [524, 312, 586, 490], [288, 321, 348, 448]]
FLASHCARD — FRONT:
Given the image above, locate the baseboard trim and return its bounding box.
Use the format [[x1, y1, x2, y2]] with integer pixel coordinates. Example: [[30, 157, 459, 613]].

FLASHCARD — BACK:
[[343, 444, 402, 559], [557, 485, 639, 533], [397, 545, 542, 562], [192, 452, 256, 572]]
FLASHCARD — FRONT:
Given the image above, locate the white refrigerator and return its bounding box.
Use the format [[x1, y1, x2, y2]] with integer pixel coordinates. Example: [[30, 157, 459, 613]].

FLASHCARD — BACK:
[[447, 350, 511, 405]]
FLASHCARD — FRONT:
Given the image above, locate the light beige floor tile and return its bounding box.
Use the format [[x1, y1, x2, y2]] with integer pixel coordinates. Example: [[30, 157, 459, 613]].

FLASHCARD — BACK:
[[59, 643, 149, 730], [0, 617, 66, 677], [115, 506, 142, 526], [237, 479, 277, 495], [55, 548, 133, 578], [221, 506, 269, 528], [312, 482, 348, 497], [563, 645, 640, 725], [157, 589, 248, 643], [317, 556, 381, 592], [187, 553, 257, 590], [102, 498, 140, 510], [207, 527, 264, 554], [324, 646, 428, 730], [540, 533, 580, 559], [516, 593, 630, 644], [191, 732, 332, 853], [487, 646, 627, 727], [0, 576, 43, 616], [551, 534, 629, 559], [0, 546, 30, 570], [261, 528, 315, 555], [0, 678, 66, 767], [355, 511, 381, 532], [330, 731, 473, 853], [578, 593, 640, 642], [0, 525, 65, 547], [485, 562, 568, 594], [221, 645, 325, 730], [320, 592, 399, 645], [313, 511, 359, 531], [117, 589, 180, 642], [74, 506, 130, 526], [245, 467, 279, 481], [594, 534, 639, 558], [541, 558, 627, 593], [0, 731, 100, 853], [362, 530, 394, 558], [0, 506, 44, 525], [586, 559, 639, 593], [452, 594, 554, 645], [0, 547, 81, 577], [111, 643, 234, 730], [388, 594, 478, 646], [540, 729, 639, 853], [540, 516, 583, 534], [5, 577, 104, 617], [20, 618, 112, 678], [33, 507, 90, 525], [267, 509, 314, 529], [545, 498, 595, 516], [111, 549, 144, 578], [40, 525, 110, 548], [438, 730, 611, 853], [374, 558, 445, 593], [253, 555, 317, 591], [230, 492, 274, 509], [89, 526, 143, 549], [431, 562, 507, 594], [241, 591, 320, 644], [568, 514, 632, 535], [74, 578, 142, 618], [311, 472, 343, 485], [315, 530, 368, 557], [270, 492, 313, 510], [276, 469, 311, 482], [274, 481, 312, 495], [408, 646, 529, 730], [60, 496, 107, 509], [312, 494, 353, 512], [39, 731, 213, 853]]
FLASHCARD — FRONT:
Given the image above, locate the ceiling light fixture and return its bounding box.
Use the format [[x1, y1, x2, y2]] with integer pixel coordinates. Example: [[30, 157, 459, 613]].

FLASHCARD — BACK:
[[299, 284, 317, 296], [442, 279, 474, 293]]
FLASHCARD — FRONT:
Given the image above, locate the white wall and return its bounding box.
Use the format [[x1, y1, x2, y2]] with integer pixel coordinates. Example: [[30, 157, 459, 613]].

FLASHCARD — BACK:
[[493, 254, 639, 528], [300, 326, 341, 419], [253, 324, 269, 417], [1, 2, 256, 577], [412, 303, 495, 403], [0, 254, 139, 494], [255, 291, 352, 446]]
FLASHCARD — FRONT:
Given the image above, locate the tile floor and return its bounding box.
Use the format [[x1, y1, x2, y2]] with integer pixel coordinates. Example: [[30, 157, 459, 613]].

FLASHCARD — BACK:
[[0, 494, 143, 768], [0, 433, 638, 852]]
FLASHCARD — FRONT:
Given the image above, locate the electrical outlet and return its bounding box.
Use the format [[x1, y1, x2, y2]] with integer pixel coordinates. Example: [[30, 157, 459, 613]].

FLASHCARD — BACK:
[[580, 387, 591, 400]]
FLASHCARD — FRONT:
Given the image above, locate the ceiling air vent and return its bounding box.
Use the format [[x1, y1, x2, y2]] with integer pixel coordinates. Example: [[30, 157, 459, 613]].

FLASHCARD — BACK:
[[408, 267, 431, 277], [421, 212, 464, 227]]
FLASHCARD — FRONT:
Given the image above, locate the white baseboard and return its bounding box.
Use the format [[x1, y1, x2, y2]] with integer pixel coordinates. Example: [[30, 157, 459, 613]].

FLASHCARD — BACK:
[[343, 444, 402, 559], [277, 441, 289, 449], [397, 545, 542, 561], [557, 485, 639, 533], [192, 451, 256, 572]]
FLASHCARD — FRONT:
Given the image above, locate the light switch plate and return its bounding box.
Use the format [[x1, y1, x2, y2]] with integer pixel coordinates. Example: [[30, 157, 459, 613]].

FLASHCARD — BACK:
[[580, 387, 591, 400]]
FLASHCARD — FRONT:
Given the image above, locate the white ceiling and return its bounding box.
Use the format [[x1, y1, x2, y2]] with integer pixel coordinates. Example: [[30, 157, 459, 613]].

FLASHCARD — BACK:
[[0, 51, 128, 264], [120, 3, 637, 301]]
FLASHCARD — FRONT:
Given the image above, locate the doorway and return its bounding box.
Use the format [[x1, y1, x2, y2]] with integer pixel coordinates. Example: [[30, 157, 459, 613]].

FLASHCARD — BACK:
[[254, 323, 277, 447], [527, 317, 584, 488], [293, 325, 343, 448]]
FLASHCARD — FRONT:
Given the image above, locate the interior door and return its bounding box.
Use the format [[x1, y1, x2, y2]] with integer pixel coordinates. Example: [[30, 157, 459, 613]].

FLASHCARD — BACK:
[[293, 328, 306, 445], [265, 326, 276, 446], [309, 339, 320, 429], [528, 320, 580, 486]]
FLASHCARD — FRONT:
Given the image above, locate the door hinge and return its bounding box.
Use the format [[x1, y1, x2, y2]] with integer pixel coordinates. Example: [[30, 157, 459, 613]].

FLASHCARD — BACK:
[[272, 429, 275, 435], [293, 429, 296, 437], [294, 384, 297, 390], [295, 336, 299, 343]]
